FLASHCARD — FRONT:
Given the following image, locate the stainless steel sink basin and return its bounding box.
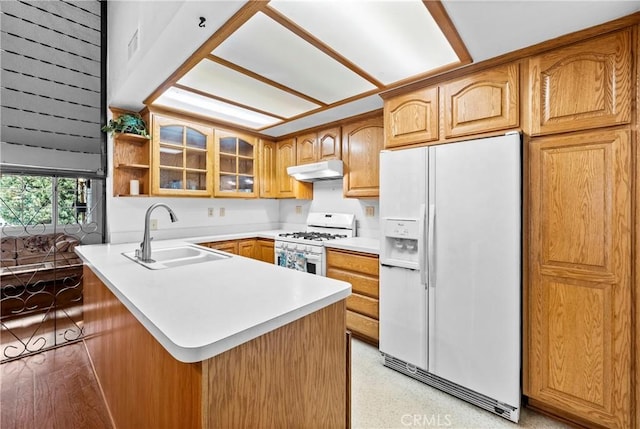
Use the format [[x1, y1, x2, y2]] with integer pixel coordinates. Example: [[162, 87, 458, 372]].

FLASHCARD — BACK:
[[122, 244, 230, 270]]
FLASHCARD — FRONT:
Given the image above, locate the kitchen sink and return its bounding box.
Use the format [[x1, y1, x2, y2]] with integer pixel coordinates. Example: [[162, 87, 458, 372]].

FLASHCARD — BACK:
[[122, 244, 230, 270]]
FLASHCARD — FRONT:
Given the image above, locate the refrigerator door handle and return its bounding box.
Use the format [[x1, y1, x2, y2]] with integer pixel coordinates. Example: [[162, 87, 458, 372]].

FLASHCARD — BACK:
[[427, 203, 435, 288], [418, 203, 427, 286]]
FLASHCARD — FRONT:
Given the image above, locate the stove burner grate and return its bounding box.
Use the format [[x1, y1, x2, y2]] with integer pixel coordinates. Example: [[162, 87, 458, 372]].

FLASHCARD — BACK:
[[278, 231, 347, 241]]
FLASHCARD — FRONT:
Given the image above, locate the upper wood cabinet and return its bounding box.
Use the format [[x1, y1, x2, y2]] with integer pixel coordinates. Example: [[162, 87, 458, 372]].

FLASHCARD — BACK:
[[275, 138, 312, 200], [113, 131, 151, 197], [259, 139, 276, 198], [528, 30, 631, 136], [526, 128, 632, 428], [384, 86, 439, 148], [317, 127, 341, 161], [151, 115, 213, 197], [213, 130, 258, 198], [296, 127, 341, 164], [342, 115, 384, 198], [296, 132, 316, 165], [442, 63, 519, 138]]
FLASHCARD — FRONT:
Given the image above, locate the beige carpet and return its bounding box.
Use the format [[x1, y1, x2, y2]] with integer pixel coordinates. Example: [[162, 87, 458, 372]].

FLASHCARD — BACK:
[[351, 339, 570, 429]]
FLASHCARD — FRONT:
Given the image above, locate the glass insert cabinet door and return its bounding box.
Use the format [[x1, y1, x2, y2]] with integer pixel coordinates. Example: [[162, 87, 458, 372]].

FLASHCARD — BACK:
[[214, 130, 257, 198], [152, 116, 212, 195]]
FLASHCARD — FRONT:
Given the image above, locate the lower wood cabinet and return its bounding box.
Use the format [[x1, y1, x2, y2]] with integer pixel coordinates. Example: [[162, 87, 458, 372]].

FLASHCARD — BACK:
[[199, 238, 274, 264], [202, 240, 238, 254], [326, 248, 379, 345], [255, 238, 274, 264], [84, 267, 349, 429], [526, 128, 632, 428]]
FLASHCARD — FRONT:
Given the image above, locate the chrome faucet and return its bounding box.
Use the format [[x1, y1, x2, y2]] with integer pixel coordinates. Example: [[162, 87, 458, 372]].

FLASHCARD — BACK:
[[137, 203, 179, 262]]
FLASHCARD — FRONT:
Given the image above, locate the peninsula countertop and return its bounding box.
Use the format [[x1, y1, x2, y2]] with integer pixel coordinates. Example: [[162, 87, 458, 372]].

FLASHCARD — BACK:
[[76, 239, 351, 363]]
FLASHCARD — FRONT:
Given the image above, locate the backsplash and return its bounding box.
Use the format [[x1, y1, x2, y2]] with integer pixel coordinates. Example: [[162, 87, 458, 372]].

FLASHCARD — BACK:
[[107, 179, 379, 243], [108, 197, 279, 244], [279, 179, 380, 238]]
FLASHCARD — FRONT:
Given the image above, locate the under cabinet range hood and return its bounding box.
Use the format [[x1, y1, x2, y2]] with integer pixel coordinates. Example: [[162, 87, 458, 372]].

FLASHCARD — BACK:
[[287, 160, 343, 182]]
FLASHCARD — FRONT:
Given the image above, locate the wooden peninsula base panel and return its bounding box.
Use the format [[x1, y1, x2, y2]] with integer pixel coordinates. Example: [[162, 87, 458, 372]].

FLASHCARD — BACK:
[[83, 267, 349, 429]]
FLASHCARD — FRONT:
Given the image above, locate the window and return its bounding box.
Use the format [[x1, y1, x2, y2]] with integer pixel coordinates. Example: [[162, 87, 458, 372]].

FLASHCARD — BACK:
[[0, 174, 102, 232]]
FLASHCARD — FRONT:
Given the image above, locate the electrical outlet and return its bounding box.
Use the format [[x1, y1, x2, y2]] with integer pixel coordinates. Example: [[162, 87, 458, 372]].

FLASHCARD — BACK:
[[219, 207, 225, 217], [208, 208, 215, 217], [295, 205, 302, 214], [365, 206, 375, 217], [150, 219, 158, 230]]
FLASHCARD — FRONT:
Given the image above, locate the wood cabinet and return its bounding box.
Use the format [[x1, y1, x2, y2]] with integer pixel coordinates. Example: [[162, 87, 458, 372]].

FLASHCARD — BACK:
[[255, 238, 274, 264], [84, 267, 348, 429], [384, 86, 438, 148], [151, 115, 213, 196], [214, 130, 258, 198], [382, 63, 519, 148], [113, 132, 151, 197], [238, 239, 255, 259], [296, 127, 342, 164], [442, 62, 519, 138], [259, 139, 276, 198], [326, 248, 379, 345], [526, 128, 632, 428], [112, 108, 152, 197], [342, 115, 384, 198], [275, 138, 313, 200], [199, 238, 274, 264], [528, 30, 631, 136], [203, 240, 238, 254]]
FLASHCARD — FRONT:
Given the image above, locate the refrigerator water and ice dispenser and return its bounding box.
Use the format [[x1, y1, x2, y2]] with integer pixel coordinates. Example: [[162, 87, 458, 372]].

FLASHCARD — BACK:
[[382, 218, 421, 269]]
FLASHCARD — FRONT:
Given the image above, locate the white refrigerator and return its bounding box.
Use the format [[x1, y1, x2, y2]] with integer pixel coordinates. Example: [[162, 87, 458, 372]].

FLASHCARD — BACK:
[[379, 133, 521, 422]]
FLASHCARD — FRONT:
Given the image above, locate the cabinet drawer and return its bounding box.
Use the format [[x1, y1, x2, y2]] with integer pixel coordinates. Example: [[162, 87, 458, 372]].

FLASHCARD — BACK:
[[346, 310, 379, 342], [326, 250, 379, 275], [326, 268, 379, 299], [346, 293, 378, 319]]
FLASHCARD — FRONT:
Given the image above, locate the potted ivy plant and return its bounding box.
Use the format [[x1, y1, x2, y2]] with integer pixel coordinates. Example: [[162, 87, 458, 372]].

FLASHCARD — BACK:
[[101, 113, 150, 138]]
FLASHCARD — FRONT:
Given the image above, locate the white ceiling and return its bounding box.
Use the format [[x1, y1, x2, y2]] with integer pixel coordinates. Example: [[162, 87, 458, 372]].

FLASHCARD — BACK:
[[108, 0, 640, 138]]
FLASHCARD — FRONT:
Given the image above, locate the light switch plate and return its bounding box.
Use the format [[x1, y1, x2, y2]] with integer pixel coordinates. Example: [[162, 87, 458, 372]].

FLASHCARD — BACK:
[[150, 219, 158, 230], [365, 206, 375, 217], [219, 207, 225, 217]]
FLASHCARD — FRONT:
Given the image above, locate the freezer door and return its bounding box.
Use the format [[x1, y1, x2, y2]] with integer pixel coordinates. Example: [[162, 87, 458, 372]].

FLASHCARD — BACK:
[[379, 148, 427, 220], [427, 133, 521, 407], [379, 265, 427, 370]]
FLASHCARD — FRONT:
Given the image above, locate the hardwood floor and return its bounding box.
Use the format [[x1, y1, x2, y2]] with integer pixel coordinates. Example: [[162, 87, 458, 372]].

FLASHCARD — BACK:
[[0, 341, 112, 429]]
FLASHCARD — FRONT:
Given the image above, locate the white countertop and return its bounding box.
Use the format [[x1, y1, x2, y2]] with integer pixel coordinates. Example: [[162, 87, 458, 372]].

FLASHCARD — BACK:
[[76, 238, 351, 363], [325, 237, 380, 255]]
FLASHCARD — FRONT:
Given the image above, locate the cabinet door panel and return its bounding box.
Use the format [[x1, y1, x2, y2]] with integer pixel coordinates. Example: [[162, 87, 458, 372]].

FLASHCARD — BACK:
[[255, 239, 274, 264], [238, 240, 255, 259], [259, 140, 276, 198], [443, 63, 519, 138], [529, 30, 631, 135], [384, 87, 438, 148], [342, 116, 384, 198], [318, 126, 341, 161], [296, 132, 316, 165], [527, 129, 631, 428]]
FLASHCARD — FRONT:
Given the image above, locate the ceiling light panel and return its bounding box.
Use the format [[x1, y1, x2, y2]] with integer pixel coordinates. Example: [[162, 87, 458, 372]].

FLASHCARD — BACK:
[[178, 59, 320, 118], [154, 87, 282, 129], [212, 12, 377, 104], [269, 0, 459, 84]]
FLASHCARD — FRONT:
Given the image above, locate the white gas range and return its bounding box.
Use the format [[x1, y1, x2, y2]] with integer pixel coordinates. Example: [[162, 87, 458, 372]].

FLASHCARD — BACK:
[[275, 212, 356, 276]]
